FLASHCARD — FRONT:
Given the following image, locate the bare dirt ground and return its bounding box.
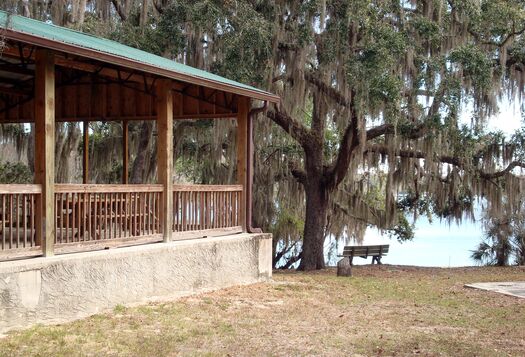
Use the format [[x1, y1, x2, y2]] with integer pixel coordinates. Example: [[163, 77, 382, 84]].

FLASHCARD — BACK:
[[1, 265, 524, 356]]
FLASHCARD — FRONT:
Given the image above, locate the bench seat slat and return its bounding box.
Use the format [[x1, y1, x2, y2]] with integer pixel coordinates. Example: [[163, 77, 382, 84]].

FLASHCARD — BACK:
[[341, 244, 389, 258]]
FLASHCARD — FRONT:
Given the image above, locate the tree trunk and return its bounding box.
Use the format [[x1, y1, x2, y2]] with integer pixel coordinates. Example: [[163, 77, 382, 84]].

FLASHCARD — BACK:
[[495, 235, 509, 266], [298, 179, 328, 270], [130, 121, 153, 183]]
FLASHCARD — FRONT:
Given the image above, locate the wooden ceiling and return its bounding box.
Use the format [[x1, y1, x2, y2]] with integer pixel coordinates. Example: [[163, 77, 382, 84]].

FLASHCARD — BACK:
[[0, 40, 240, 123]]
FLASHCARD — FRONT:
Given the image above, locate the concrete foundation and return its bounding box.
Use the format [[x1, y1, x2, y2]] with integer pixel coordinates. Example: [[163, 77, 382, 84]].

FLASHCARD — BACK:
[[0, 233, 272, 334]]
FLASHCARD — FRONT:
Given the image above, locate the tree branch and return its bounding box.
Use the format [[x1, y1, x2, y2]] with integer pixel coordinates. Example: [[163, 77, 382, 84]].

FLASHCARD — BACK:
[[366, 144, 460, 165], [290, 162, 307, 184], [366, 144, 525, 179], [266, 106, 312, 150], [304, 71, 350, 107], [152, 0, 164, 14], [279, 252, 302, 269], [110, 0, 128, 21], [481, 161, 525, 179], [325, 90, 359, 189], [366, 123, 429, 141]]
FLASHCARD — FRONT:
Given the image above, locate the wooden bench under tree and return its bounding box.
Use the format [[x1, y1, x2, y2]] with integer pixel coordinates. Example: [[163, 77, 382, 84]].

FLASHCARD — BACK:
[[339, 244, 390, 265]]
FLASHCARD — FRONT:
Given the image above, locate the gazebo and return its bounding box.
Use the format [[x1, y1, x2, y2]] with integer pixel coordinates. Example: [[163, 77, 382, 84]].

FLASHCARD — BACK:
[[0, 11, 279, 261]]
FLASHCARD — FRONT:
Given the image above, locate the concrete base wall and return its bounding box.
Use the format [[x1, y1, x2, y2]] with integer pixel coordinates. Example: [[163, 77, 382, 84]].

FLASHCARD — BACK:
[[0, 233, 272, 334]]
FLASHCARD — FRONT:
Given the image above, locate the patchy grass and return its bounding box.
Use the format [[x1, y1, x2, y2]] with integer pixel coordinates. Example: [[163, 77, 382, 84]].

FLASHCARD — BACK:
[[1, 265, 525, 356]]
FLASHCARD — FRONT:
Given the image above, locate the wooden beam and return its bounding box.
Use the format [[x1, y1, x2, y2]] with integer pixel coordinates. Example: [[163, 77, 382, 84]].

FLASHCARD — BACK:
[[2, 33, 281, 103], [171, 227, 243, 241], [34, 49, 55, 257], [156, 79, 173, 242], [122, 120, 129, 184], [83, 120, 89, 184], [236, 96, 249, 232], [0, 112, 239, 124]]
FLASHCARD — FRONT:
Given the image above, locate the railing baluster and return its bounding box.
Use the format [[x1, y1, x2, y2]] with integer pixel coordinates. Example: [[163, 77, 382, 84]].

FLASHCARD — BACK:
[[199, 191, 204, 230], [104, 193, 108, 240], [117, 192, 121, 238], [191, 191, 194, 230], [86, 193, 93, 240], [95, 192, 99, 240], [82, 192, 86, 241], [58, 193, 63, 244], [31, 194, 35, 246], [139, 192, 143, 236], [181, 191, 186, 231], [78, 193, 81, 241], [176, 191, 180, 231], [1, 195, 5, 250], [15, 194, 19, 248], [155, 192, 159, 234], [66, 193, 70, 243], [23, 194, 27, 247], [109, 193, 113, 239], [9, 194, 13, 249], [126, 192, 130, 236], [133, 192, 136, 235]]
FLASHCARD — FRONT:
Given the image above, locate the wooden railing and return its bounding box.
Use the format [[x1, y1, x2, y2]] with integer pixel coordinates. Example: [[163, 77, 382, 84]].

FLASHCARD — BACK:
[[172, 185, 243, 239], [0, 183, 243, 260], [55, 184, 163, 251], [0, 184, 41, 258]]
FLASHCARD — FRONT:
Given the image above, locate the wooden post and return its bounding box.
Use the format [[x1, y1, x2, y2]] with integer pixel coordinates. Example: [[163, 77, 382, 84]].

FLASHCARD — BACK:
[[122, 120, 129, 184], [156, 79, 173, 242], [236, 96, 249, 232], [83, 120, 89, 184], [34, 49, 55, 257]]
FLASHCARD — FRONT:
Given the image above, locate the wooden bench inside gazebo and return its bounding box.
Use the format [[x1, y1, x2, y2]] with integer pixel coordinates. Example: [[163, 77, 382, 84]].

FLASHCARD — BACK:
[[0, 11, 279, 261]]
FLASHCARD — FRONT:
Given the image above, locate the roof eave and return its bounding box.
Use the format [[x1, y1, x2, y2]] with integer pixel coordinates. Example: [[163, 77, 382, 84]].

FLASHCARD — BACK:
[[3, 29, 280, 104]]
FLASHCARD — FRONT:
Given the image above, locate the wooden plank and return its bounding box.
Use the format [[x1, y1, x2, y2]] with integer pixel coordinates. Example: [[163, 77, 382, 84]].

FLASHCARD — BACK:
[[23, 194, 27, 247], [83, 120, 89, 184], [76, 194, 81, 242], [10, 38, 281, 102], [1, 195, 5, 250], [55, 184, 164, 193], [156, 79, 174, 243], [122, 120, 129, 184], [0, 184, 42, 194], [236, 96, 249, 232], [0, 112, 238, 124], [172, 184, 243, 192], [9, 194, 13, 248], [0, 246, 43, 261], [171, 227, 243, 241], [16, 194, 20, 248], [342, 245, 390, 257], [54, 234, 163, 254], [30, 194, 35, 246], [34, 49, 55, 257], [58, 193, 63, 244], [65, 193, 70, 243]]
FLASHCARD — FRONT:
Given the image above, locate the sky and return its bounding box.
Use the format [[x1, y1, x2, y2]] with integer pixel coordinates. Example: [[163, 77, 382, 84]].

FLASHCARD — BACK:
[[351, 98, 523, 267]]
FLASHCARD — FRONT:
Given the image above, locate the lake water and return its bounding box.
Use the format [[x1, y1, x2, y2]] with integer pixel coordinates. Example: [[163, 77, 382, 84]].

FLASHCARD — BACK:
[[329, 218, 483, 267]]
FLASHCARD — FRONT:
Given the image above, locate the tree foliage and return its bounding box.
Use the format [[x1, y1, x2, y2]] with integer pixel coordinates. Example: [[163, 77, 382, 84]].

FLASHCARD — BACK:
[[1, 0, 525, 270]]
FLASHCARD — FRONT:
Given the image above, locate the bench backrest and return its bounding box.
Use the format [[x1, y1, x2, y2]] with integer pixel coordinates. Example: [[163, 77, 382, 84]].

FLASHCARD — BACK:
[[342, 244, 389, 257]]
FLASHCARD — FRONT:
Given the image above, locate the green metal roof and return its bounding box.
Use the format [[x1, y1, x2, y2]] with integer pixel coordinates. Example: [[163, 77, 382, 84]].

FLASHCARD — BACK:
[[0, 11, 279, 102]]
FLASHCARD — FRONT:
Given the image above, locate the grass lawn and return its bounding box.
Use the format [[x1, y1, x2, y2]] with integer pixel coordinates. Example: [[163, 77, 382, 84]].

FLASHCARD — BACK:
[[1, 265, 524, 356]]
